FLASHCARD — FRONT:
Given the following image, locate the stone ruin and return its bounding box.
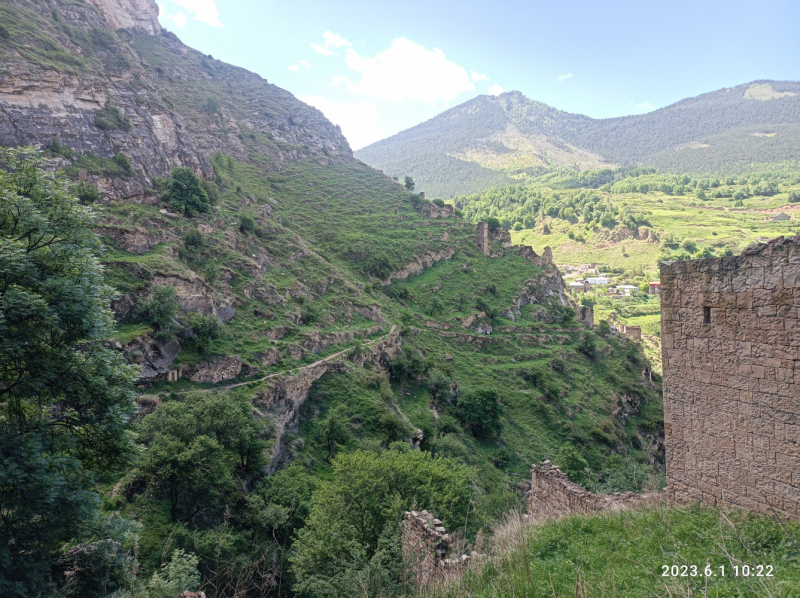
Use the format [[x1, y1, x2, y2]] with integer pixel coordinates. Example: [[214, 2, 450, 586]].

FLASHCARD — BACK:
[[476, 222, 490, 255], [401, 511, 476, 587], [660, 235, 800, 520], [579, 304, 594, 328], [526, 461, 658, 520], [428, 203, 454, 218], [619, 323, 642, 342]]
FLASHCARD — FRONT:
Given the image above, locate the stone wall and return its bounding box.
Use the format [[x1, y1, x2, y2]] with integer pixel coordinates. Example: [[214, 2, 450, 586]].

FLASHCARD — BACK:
[[620, 324, 642, 342], [476, 222, 489, 255], [401, 511, 474, 587], [428, 203, 454, 218], [660, 236, 800, 520], [526, 461, 657, 520]]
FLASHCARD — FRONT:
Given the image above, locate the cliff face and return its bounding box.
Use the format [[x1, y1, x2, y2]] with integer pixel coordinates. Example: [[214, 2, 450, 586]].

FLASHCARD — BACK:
[[87, 0, 161, 34], [0, 0, 351, 199]]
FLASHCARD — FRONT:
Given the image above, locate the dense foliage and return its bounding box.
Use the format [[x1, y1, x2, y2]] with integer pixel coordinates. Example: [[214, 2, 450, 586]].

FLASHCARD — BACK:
[[0, 149, 138, 596]]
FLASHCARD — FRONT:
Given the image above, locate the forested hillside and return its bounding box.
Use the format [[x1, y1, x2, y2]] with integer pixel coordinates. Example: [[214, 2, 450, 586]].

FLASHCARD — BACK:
[[355, 82, 800, 199], [0, 1, 666, 596]]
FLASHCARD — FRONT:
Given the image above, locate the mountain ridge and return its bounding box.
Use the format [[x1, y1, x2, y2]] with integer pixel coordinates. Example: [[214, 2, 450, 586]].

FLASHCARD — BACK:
[[355, 80, 800, 198]]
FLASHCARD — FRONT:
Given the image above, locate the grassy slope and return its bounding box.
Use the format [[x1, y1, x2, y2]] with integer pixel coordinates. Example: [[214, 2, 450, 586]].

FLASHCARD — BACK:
[[429, 505, 800, 597]]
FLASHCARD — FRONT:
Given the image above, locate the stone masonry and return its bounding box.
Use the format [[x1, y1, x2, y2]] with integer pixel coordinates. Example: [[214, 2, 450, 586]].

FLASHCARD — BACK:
[[401, 511, 475, 587], [660, 236, 800, 520], [526, 461, 657, 520], [476, 222, 489, 255]]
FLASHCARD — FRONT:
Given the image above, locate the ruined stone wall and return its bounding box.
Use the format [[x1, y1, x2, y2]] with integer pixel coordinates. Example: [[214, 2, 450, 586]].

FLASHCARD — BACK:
[[660, 236, 800, 520], [401, 511, 474, 588], [428, 203, 454, 218], [526, 461, 657, 520], [620, 324, 642, 342]]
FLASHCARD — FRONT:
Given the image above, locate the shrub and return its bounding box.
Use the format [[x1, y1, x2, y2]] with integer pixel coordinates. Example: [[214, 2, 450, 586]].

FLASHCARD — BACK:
[[426, 369, 453, 405], [388, 347, 426, 381], [183, 228, 204, 249], [432, 198, 445, 206], [788, 191, 800, 203], [239, 214, 256, 234], [486, 217, 501, 233], [183, 312, 221, 353], [72, 180, 102, 204], [112, 152, 132, 174], [680, 238, 697, 254], [577, 330, 597, 359], [94, 102, 132, 132], [45, 138, 74, 159], [201, 97, 220, 114], [404, 176, 414, 191], [0, 25, 9, 39], [300, 302, 323, 325], [456, 389, 503, 438]]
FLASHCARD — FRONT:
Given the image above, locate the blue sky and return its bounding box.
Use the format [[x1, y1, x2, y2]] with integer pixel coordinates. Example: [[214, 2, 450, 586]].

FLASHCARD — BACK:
[[156, 0, 799, 150]]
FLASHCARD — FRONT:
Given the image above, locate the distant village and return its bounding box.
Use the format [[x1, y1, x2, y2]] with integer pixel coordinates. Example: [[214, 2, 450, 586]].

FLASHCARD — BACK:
[[558, 263, 661, 297]]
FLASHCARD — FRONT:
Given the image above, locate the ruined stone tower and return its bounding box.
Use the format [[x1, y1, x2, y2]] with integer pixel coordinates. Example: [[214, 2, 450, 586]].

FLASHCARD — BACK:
[[476, 222, 489, 255], [660, 236, 800, 520]]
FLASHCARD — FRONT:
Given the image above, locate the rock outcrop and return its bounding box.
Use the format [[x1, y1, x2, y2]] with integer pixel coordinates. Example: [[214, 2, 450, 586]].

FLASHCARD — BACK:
[[87, 0, 161, 34], [382, 248, 456, 285]]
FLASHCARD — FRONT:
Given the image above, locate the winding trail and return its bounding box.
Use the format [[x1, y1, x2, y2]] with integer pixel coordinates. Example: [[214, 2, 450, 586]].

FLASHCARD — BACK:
[[185, 324, 397, 394]]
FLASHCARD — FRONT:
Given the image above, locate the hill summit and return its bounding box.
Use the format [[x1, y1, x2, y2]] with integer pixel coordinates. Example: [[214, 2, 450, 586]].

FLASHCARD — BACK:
[[355, 82, 800, 198]]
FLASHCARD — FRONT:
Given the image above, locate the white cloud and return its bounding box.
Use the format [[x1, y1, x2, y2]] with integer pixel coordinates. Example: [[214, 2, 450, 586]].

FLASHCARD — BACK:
[[323, 31, 352, 49], [287, 65, 300, 72], [557, 73, 573, 82], [157, 5, 187, 28], [471, 71, 489, 82], [171, 0, 222, 28], [311, 43, 334, 57], [300, 96, 381, 150], [630, 100, 655, 111], [488, 84, 505, 96], [298, 60, 312, 70], [339, 38, 474, 107], [330, 74, 352, 87]]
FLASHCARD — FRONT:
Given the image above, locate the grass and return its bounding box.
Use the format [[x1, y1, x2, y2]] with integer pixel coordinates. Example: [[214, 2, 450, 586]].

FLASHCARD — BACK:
[[425, 504, 800, 597]]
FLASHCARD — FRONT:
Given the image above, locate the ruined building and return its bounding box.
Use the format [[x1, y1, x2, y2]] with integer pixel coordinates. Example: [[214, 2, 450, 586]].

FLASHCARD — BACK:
[[660, 236, 800, 520], [476, 222, 489, 255]]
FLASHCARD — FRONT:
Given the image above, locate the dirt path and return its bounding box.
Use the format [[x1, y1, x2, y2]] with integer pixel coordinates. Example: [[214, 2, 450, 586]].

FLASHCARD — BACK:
[[184, 324, 397, 394]]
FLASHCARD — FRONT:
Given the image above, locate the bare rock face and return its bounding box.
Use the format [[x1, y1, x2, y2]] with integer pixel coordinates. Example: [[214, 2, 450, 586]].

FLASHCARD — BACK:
[[87, 0, 161, 34], [126, 336, 181, 380], [383, 248, 456, 285]]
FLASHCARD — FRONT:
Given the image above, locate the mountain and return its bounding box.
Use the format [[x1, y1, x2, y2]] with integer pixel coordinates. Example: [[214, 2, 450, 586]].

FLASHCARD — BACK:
[[0, 0, 665, 594], [355, 82, 800, 198]]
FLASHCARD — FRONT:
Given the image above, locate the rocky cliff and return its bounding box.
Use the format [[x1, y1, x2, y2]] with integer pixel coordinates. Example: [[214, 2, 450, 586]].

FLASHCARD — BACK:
[[0, 0, 350, 200]]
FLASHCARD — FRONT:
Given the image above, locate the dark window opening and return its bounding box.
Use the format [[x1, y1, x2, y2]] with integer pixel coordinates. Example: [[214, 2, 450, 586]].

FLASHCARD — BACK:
[[703, 306, 711, 324]]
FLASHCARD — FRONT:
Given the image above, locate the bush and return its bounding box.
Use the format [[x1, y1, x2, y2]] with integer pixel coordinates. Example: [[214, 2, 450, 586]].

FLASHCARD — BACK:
[[404, 176, 414, 191], [789, 191, 800, 203], [426, 369, 453, 406], [388, 347, 426, 381], [577, 330, 597, 359], [680, 238, 697, 254], [72, 180, 102, 204], [300, 302, 323, 325], [201, 96, 221, 115], [456, 389, 503, 438], [239, 214, 256, 234], [46, 138, 74, 159], [183, 228, 204, 249], [183, 312, 221, 353], [112, 152, 132, 174], [93, 102, 131, 132], [0, 25, 9, 39]]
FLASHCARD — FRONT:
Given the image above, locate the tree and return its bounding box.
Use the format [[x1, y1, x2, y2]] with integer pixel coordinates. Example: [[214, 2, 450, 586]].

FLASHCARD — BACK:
[[486, 216, 501, 233], [456, 389, 503, 438], [136, 391, 266, 522], [0, 148, 138, 596], [183, 311, 221, 353], [143, 285, 179, 334], [680, 238, 697, 254], [318, 409, 350, 461], [426, 369, 454, 406], [404, 176, 415, 191], [291, 449, 472, 597], [167, 167, 210, 217]]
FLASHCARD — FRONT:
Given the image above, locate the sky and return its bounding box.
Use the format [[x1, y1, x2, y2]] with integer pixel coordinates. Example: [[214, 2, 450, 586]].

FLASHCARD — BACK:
[[156, 0, 800, 150]]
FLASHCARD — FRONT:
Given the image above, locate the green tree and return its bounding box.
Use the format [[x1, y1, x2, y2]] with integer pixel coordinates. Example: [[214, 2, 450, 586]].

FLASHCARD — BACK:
[[136, 391, 266, 522], [291, 449, 472, 597], [426, 369, 453, 406], [318, 409, 351, 460], [404, 176, 415, 191], [456, 389, 503, 438], [183, 311, 221, 353], [142, 284, 179, 336], [0, 148, 138, 596], [167, 167, 210, 217], [680, 238, 697, 254]]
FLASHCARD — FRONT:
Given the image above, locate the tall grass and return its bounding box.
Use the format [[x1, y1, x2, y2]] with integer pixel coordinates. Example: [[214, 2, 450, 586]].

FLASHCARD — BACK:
[[419, 504, 800, 598]]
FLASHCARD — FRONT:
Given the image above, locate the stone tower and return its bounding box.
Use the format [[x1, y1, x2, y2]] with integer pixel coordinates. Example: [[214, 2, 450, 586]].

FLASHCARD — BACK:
[[476, 222, 489, 255], [660, 236, 800, 520]]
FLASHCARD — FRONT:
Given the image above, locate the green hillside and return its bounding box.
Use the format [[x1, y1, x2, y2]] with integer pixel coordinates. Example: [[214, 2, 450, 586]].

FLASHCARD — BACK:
[[0, 1, 668, 596], [355, 82, 800, 199]]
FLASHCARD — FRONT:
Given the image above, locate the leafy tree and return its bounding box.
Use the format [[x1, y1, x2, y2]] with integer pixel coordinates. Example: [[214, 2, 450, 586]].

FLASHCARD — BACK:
[[142, 285, 179, 334], [183, 312, 221, 353], [73, 180, 102, 203], [426, 369, 453, 406], [404, 176, 415, 191], [486, 216, 501, 233], [167, 167, 210, 217], [554, 443, 590, 484], [300, 302, 323, 325], [318, 409, 351, 460], [577, 330, 597, 359], [426, 296, 444, 315], [0, 148, 138, 597], [136, 391, 266, 522], [680, 238, 697, 254], [456, 389, 503, 438], [239, 214, 256, 234], [147, 550, 201, 598], [291, 449, 472, 597]]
